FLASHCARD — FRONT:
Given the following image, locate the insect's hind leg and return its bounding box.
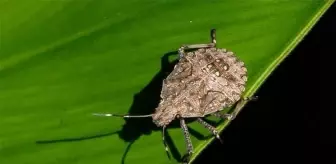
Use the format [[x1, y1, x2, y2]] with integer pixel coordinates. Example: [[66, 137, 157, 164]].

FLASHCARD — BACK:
[[211, 112, 233, 120], [178, 44, 215, 59], [178, 28, 217, 59], [210, 28, 216, 45], [243, 96, 258, 102], [212, 96, 259, 121], [179, 117, 194, 163]]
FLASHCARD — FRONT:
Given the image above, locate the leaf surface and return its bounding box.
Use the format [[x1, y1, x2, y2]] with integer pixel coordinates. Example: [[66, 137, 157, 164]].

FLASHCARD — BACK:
[[0, 0, 334, 163]]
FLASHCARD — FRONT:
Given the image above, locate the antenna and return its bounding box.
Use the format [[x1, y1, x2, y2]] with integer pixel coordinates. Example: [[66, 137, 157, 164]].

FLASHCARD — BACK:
[[92, 113, 153, 118]]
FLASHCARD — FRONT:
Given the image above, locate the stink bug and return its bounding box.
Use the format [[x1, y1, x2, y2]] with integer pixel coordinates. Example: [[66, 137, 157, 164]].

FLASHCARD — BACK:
[[93, 29, 256, 163]]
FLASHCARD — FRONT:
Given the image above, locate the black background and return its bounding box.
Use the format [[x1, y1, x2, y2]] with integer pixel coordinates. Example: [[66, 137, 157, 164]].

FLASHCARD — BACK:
[[194, 3, 335, 164]]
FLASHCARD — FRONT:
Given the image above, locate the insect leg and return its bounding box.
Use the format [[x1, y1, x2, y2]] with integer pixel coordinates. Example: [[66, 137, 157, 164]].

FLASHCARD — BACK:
[[210, 28, 216, 46], [162, 126, 169, 152], [178, 46, 186, 59], [243, 96, 259, 101], [183, 43, 215, 50], [230, 95, 259, 119], [180, 117, 193, 162], [212, 96, 259, 121], [178, 29, 217, 59], [211, 112, 234, 120], [92, 113, 153, 118], [197, 118, 223, 143], [178, 43, 215, 58]]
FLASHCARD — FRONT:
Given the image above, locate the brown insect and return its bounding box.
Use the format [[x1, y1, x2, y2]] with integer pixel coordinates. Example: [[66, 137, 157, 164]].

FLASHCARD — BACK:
[[93, 29, 256, 163]]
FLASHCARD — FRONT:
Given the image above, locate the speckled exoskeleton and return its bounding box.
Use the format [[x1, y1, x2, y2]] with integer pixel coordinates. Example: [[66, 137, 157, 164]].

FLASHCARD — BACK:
[[93, 29, 256, 163]]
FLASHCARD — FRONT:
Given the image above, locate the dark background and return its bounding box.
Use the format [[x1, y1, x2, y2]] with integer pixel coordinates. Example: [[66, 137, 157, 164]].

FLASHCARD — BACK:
[[194, 3, 335, 164]]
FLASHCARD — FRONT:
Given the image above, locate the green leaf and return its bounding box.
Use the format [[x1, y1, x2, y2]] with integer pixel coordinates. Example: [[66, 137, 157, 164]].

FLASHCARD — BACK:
[[0, 0, 333, 164]]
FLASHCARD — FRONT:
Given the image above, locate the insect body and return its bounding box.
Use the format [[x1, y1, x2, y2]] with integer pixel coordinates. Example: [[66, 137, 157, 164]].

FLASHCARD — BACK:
[[93, 29, 252, 163], [152, 44, 247, 127]]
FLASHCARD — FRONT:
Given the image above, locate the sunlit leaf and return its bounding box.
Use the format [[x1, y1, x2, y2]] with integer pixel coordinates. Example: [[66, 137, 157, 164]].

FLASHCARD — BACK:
[[0, 0, 334, 164]]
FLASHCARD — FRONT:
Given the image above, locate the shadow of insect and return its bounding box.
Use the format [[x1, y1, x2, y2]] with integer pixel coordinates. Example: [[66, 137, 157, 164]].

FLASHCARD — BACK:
[[36, 50, 220, 163]]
